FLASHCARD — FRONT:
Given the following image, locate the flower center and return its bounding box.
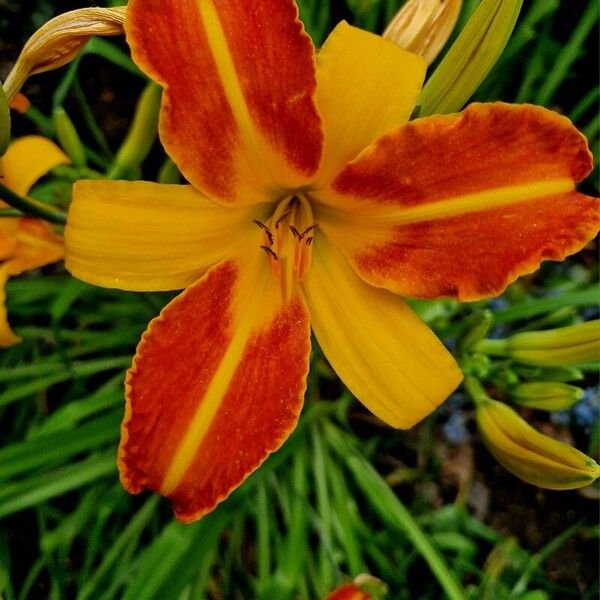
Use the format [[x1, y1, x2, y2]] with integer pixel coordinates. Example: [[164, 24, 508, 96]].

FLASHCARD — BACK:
[[254, 194, 315, 302]]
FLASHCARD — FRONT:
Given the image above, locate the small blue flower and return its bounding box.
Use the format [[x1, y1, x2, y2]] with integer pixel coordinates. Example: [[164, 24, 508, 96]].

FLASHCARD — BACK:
[[442, 410, 470, 444]]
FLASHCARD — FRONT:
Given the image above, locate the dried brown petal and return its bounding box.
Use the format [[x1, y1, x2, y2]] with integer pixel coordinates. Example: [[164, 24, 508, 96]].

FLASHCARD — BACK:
[[3, 7, 126, 102], [383, 0, 462, 65]]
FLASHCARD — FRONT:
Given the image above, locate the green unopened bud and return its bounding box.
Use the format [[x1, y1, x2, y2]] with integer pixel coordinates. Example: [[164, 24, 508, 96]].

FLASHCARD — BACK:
[[419, 0, 523, 115], [476, 399, 600, 489], [53, 107, 86, 167], [108, 82, 161, 179], [383, 0, 462, 65], [515, 365, 584, 383], [510, 382, 584, 411], [0, 86, 10, 155], [476, 321, 600, 367], [158, 158, 181, 184], [457, 309, 493, 354]]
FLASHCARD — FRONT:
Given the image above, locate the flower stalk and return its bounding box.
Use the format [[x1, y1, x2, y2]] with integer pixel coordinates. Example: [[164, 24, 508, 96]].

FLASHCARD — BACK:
[[0, 181, 67, 224]]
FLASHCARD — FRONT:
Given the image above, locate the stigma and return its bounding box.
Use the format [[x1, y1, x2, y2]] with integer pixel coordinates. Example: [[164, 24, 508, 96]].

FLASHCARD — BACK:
[[254, 195, 315, 303]]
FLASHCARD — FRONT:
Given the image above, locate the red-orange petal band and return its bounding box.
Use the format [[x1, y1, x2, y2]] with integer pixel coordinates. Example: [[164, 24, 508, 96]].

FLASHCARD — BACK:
[[126, 0, 323, 205], [119, 255, 311, 522], [318, 103, 600, 301]]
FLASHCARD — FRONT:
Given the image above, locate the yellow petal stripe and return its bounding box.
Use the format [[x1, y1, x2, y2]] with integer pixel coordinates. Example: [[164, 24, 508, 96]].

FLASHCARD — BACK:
[[303, 236, 462, 428], [1, 136, 69, 197], [65, 180, 263, 291], [313, 22, 426, 187]]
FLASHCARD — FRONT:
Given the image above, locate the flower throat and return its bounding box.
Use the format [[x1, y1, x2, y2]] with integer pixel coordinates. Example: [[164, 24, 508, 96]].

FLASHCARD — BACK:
[[254, 195, 315, 303]]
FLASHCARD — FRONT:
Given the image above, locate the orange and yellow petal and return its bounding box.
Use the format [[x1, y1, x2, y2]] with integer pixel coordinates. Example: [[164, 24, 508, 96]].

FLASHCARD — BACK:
[[119, 252, 311, 523], [303, 236, 461, 429], [1, 136, 69, 198], [0, 218, 64, 346], [317, 103, 600, 301], [65, 180, 263, 292], [126, 0, 322, 206], [314, 21, 425, 187]]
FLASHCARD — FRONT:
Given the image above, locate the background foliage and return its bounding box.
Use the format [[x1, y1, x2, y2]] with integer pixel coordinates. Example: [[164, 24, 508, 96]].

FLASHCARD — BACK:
[[0, 1, 598, 598]]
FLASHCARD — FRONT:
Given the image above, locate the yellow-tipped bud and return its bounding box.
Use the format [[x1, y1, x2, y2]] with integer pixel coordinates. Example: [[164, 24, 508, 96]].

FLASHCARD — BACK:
[[476, 321, 600, 367], [476, 399, 600, 490], [53, 107, 86, 167], [2, 7, 126, 103], [510, 382, 584, 411], [509, 321, 600, 366], [419, 0, 523, 115], [383, 0, 462, 65]]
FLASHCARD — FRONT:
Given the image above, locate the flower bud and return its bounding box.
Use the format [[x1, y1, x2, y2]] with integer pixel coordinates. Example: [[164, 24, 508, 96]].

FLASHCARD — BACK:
[[476, 399, 600, 489], [419, 0, 523, 116], [53, 107, 86, 167], [510, 382, 584, 411], [476, 321, 600, 367], [457, 309, 493, 354], [107, 83, 162, 179], [383, 0, 462, 65], [2, 7, 126, 103], [507, 321, 600, 367]]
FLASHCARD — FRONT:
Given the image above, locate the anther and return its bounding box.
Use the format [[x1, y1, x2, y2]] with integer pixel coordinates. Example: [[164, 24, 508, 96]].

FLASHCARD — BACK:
[[253, 219, 268, 230], [305, 236, 314, 246], [275, 210, 293, 228], [300, 224, 317, 238], [253, 219, 274, 245], [261, 245, 278, 260], [289, 225, 301, 240]]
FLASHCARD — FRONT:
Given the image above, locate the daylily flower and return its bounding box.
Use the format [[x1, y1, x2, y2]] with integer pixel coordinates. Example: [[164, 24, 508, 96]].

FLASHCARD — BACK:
[[0, 136, 68, 346], [64, 0, 600, 522]]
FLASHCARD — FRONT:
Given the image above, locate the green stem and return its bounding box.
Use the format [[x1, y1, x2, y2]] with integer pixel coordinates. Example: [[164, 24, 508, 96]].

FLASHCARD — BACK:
[[462, 376, 492, 407], [474, 338, 509, 357], [0, 181, 66, 224], [0, 208, 24, 217], [326, 424, 466, 600]]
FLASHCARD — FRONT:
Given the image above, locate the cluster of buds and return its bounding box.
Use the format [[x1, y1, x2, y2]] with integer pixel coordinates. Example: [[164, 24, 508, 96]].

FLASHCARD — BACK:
[[460, 317, 600, 490]]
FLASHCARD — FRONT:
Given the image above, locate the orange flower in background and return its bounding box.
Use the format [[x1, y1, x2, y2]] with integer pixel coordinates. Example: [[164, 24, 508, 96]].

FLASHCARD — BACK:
[[0, 136, 68, 346], [64, 0, 600, 523]]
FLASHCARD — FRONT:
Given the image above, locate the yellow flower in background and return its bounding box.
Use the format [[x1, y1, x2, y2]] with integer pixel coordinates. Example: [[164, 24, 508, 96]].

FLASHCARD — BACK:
[[0, 136, 68, 346]]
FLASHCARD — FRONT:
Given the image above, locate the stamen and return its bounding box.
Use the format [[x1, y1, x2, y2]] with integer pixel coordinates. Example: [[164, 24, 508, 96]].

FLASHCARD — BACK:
[[261, 245, 278, 260], [300, 224, 317, 239], [275, 210, 293, 228], [253, 219, 268, 230], [253, 219, 274, 245]]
